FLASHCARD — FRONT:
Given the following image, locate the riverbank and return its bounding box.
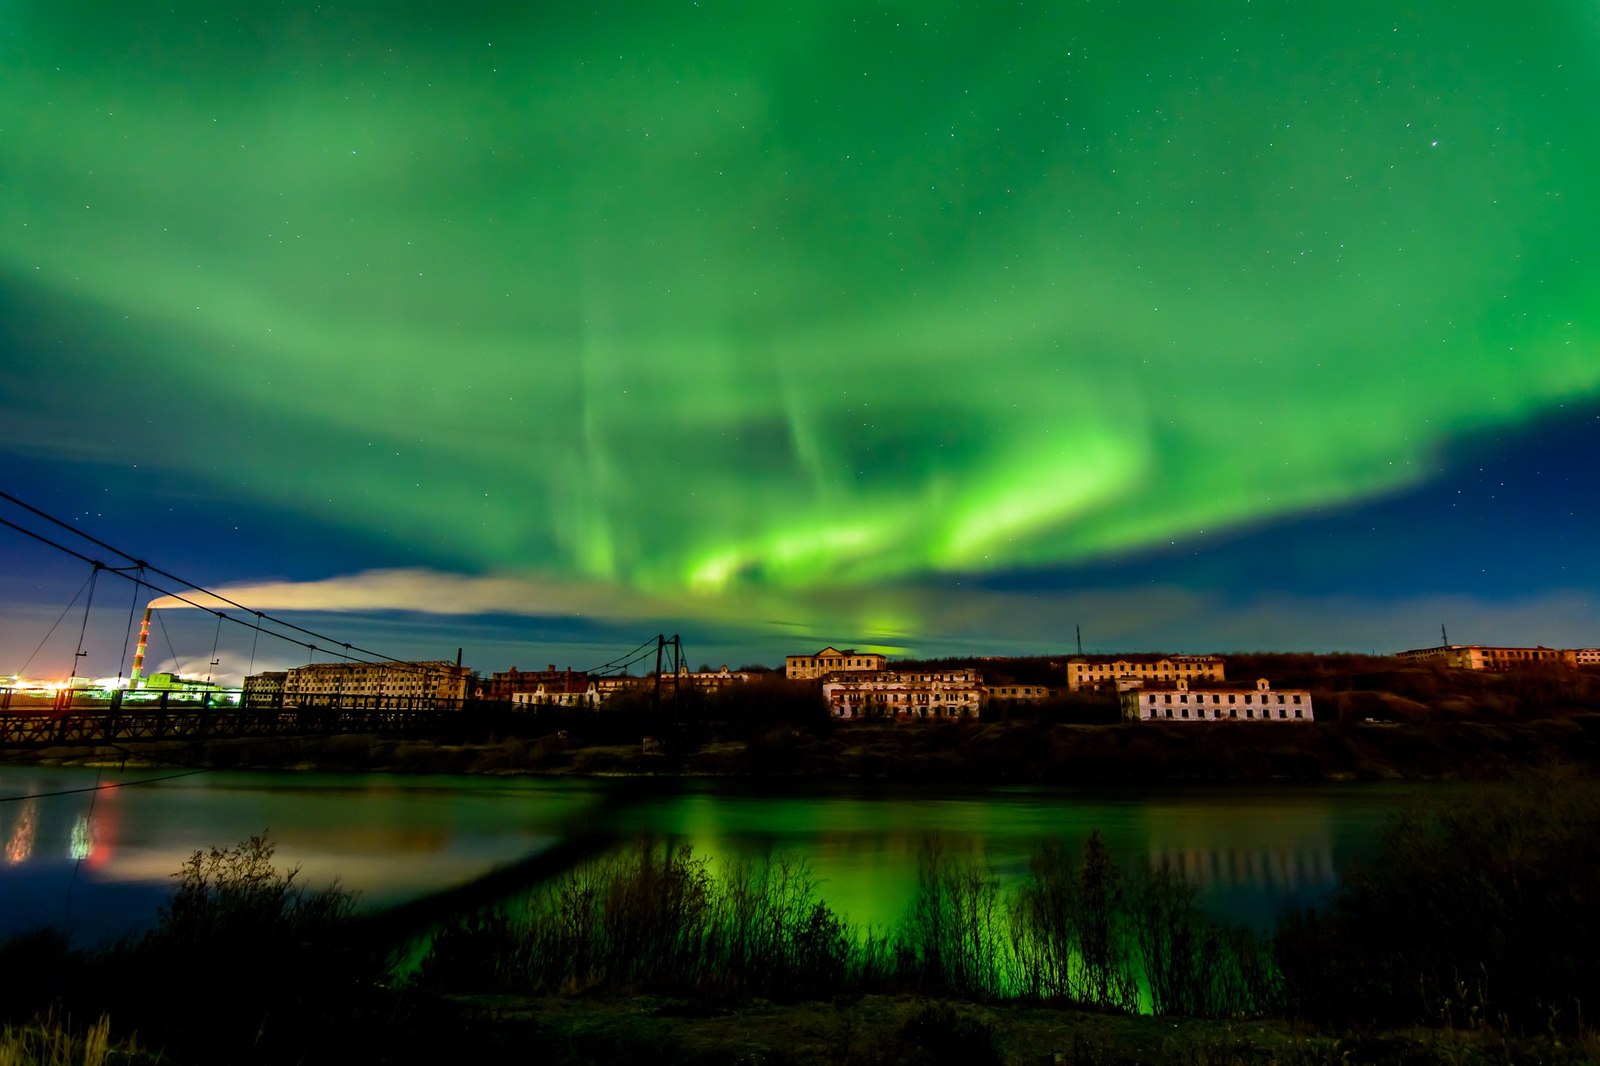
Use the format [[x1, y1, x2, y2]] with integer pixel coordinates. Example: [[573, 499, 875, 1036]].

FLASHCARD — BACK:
[[427, 992, 1598, 1065], [7, 716, 1600, 782], [14, 987, 1593, 1065]]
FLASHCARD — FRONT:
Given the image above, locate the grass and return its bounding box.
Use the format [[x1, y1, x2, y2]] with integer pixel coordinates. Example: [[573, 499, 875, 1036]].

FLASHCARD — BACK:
[[420, 831, 1276, 1018], [0, 1013, 157, 1066]]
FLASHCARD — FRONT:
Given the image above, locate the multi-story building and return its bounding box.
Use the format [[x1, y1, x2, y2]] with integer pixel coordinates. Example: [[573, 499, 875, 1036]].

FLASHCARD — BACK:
[[986, 683, 1055, 705], [1066, 654, 1226, 693], [1576, 649, 1600, 666], [241, 670, 287, 708], [1119, 677, 1313, 723], [488, 664, 589, 701], [786, 646, 887, 680], [141, 671, 225, 695], [594, 676, 644, 702], [822, 669, 985, 718], [656, 665, 755, 693], [274, 660, 470, 708], [1395, 645, 1578, 670], [512, 676, 599, 708]]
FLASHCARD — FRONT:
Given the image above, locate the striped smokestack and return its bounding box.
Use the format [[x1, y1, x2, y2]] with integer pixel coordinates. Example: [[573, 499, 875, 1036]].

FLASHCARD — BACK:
[[131, 607, 151, 686]]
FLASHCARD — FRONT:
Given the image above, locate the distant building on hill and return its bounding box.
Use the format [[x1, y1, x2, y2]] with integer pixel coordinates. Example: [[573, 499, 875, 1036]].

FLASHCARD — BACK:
[[241, 670, 287, 708], [656, 665, 755, 693], [511, 675, 599, 709], [986, 683, 1055, 705], [1120, 677, 1313, 723], [489, 664, 589, 700], [822, 668, 985, 718], [1066, 654, 1226, 693], [1395, 645, 1577, 670], [786, 646, 887, 680], [272, 660, 469, 708], [593, 676, 644, 702], [1576, 649, 1600, 666]]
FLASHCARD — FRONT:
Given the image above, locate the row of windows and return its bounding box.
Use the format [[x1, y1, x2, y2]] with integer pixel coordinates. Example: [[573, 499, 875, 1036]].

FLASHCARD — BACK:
[[1150, 706, 1304, 720], [1075, 662, 1219, 673], [1149, 692, 1302, 705], [832, 691, 978, 702], [793, 657, 880, 669]]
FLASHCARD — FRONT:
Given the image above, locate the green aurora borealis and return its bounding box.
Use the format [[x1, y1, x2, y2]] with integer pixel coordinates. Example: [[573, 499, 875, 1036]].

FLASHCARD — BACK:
[[4, 2, 1600, 648]]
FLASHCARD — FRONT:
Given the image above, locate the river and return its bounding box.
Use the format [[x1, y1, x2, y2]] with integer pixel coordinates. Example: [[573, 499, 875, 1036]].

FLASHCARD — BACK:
[[0, 765, 1438, 946]]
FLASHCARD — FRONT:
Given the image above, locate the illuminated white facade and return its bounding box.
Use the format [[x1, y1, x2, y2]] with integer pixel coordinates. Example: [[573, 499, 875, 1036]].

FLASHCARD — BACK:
[[1120, 677, 1313, 723]]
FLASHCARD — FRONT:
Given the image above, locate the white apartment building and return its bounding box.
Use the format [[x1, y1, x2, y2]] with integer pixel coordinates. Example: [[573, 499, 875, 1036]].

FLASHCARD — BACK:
[[1119, 677, 1314, 723]]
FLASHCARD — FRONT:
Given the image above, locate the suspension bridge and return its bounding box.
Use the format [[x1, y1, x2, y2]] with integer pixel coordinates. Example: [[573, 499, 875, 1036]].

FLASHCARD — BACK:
[[0, 488, 689, 748]]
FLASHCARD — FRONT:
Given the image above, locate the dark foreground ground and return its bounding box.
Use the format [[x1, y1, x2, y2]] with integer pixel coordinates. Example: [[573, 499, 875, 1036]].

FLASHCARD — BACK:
[[428, 992, 1600, 1066], [11, 992, 1595, 1066]]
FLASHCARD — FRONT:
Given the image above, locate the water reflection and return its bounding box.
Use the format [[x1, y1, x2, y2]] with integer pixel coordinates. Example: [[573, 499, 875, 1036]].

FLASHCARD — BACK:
[[5, 798, 36, 863], [1145, 845, 1337, 892], [0, 769, 1425, 946]]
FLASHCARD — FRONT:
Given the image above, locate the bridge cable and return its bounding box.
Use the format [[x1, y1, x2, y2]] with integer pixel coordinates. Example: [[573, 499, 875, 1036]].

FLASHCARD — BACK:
[[14, 570, 93, 678], [204, 611, 224, 684], [0, 511, 441, 677], [246, 612, 262, 679], [68, 564, 101, 685], [580, 635, 660, 676], [114, 565, 146, 690], [155, 608, 187, 675], [0, 768, 212, 805], [0, 492, 437, 673]]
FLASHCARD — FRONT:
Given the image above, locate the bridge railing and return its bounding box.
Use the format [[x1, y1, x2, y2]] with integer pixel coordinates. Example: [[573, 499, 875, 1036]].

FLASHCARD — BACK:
[[0, 687, 557, 747]]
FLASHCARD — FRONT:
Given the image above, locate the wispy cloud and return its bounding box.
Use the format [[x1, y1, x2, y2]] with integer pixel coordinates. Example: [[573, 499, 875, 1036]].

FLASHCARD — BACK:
[[145, 567, 1600, 659]]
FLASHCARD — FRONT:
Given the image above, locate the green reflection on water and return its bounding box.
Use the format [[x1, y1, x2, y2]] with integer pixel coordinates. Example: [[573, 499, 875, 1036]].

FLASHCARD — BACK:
[[0, 768, 1435, 941]]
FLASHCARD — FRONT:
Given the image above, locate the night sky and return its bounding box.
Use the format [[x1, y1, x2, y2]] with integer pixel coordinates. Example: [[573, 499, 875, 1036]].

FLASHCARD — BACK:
[[3, 2, 1597, 679]]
